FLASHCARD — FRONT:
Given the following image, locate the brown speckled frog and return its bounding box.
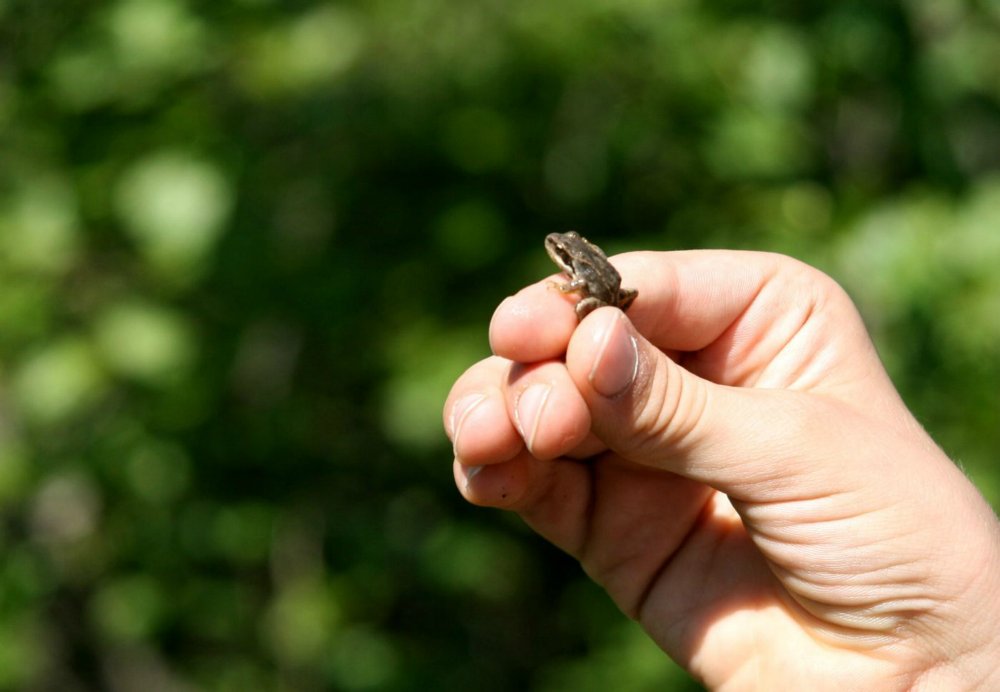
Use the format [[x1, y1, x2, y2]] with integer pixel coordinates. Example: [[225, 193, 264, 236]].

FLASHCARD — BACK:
[[544, 231, 638, 320]]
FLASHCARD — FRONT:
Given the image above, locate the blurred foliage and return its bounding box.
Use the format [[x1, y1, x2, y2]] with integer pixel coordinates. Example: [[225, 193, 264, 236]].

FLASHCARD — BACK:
[[1, 0, 1000, 689]]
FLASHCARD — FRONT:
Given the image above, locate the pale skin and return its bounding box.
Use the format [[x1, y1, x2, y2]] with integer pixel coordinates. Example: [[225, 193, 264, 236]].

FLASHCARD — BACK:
[[442, 250, 1000, 691]]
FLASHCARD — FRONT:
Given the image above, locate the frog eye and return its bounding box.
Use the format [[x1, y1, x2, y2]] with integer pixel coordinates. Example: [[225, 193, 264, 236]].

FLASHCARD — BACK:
[[551, 245, 574, 265]]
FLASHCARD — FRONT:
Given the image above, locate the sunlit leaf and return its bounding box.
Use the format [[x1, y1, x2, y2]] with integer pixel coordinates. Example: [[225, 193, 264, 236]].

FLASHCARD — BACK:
[[89, 574, 165, 642], [93, 300, 197, 385], [0, 175, 80, 274], [107, 0, 207, 75], [11, 338, 107, 425], [235, 5, 366, 97], [114, 151, 233, 277], [262, 577, 342, 666]]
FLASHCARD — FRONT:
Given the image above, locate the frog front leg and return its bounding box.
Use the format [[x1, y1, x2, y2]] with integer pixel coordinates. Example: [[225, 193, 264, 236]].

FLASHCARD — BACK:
[[547, 277, 602, 319], [550, 277, 589, 294]]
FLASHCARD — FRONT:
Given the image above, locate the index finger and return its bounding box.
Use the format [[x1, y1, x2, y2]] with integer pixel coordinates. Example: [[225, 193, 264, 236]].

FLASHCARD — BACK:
[[490, 250, 868, 388], [489, 249, 778, 362]]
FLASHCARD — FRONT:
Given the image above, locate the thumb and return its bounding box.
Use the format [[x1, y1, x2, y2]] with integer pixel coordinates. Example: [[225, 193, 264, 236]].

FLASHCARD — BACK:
[[565, 308, 861, 502]]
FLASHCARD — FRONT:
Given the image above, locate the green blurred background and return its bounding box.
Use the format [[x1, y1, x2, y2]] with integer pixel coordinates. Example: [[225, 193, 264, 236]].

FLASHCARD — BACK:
[[2, 0, 1000, 689]]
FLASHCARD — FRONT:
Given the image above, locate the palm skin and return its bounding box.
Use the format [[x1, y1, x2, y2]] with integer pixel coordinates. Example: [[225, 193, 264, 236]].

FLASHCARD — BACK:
[[445, 251, 1000, 690]]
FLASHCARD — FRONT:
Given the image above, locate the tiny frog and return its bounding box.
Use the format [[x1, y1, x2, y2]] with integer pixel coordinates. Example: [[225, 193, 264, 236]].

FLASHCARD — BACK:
[[544, 231, 638, 320]]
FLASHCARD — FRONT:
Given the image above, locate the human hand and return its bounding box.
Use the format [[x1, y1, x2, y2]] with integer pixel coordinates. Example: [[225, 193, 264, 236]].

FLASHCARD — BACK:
[[443, 249, 1000, 690]]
